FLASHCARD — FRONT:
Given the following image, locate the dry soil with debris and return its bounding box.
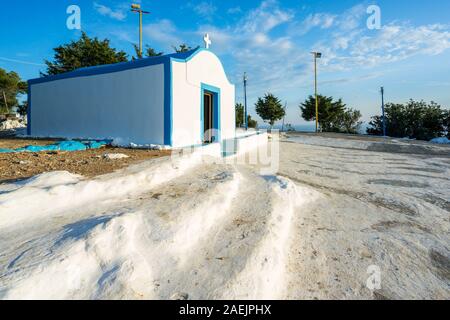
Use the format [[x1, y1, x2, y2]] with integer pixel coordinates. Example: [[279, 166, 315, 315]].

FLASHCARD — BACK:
[[0, 138, 170, 184]]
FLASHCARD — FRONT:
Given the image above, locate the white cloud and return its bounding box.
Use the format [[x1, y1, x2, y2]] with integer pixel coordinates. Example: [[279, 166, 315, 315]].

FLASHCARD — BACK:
[[143, 19, 183, 48], [303, 13, 336, 31], [241, 0, 293, 33], [190, 1, 217, 20], [336, 4, 367, 31], [94, 2, 126, 21], [318, 22, 450, 71]]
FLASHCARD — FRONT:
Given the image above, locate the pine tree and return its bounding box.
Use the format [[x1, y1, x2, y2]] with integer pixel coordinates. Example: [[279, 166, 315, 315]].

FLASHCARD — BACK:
[[255, 93, 285, 127], [44, 32, 128, 76]]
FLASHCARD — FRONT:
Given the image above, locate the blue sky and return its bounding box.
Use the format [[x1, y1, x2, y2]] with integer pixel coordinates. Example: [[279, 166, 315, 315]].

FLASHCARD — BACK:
[[1, 0, 449, 126]]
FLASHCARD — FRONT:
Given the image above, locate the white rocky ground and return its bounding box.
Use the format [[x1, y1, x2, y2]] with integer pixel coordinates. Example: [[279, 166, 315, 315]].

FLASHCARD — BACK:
[[0, 119, 26, 131], [0, 135, 449, 300]]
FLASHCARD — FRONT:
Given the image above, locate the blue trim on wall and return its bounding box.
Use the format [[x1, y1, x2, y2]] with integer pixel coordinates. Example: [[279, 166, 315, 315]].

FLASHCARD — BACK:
[[200, 83, 221, 144], [27, 86, 31, 135], [164, 60, 173, 146]]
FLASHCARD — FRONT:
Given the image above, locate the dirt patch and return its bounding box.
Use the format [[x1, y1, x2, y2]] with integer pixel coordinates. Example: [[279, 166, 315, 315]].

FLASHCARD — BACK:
[[0, 138, 60, 149], [0, 138, 171, 184]]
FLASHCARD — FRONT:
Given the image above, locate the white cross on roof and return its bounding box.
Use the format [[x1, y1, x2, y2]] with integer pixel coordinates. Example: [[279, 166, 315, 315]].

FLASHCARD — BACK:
[[203, 33, 211, 49]]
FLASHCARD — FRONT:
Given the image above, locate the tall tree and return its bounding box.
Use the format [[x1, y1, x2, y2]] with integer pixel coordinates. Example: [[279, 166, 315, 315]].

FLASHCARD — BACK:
[[44, 32, 128, 76], [367, 100, 447, 140], [235, 103, 244, 127], [255, 93, 285, 127], [132, 44, 164, 60], [236, 103, 258, 128], [0, 68, 27, 114], [300, 95, 349, 132]]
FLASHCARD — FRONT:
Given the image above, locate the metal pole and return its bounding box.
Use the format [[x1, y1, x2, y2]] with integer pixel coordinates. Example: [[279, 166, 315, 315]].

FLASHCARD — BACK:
[[381, 87, 386, 137], [244, 72, 248, 130], [314, 55, 319, 133], [131, 4, 150, 58], [139, 11, 143, 57]]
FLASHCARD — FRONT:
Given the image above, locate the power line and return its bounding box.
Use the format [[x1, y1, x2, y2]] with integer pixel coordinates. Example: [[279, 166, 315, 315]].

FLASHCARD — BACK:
[[0, 56, 46, 67]]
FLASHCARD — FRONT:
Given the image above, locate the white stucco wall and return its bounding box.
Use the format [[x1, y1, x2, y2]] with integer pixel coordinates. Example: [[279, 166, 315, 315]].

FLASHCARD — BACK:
[[30, 64, 165, 145], [171, 50, 235, 148]]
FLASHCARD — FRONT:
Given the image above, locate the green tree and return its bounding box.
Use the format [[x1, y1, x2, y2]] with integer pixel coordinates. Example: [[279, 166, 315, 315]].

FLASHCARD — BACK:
[[132, 44, 164, 59], [44, 32, 128, 76], [0, 68, 27, 114], [255, 93, 285, 127], [337, 108, 363, 134], [367, 103, 406, 137], [235, 103, 244, 127], [300, 95, 354, 132], [367, 100, 447, 140], [247, 115, 258, 129], [173, 44, 198, 53], [236, 103, 258, 128]]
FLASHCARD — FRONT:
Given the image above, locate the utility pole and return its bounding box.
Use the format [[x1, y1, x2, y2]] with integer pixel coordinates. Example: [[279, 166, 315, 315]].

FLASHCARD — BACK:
[[281, 102, 287, 132], [131, 4, 150, 57], [244, 72, 248, 130], [311, 52, 322, 133], [381, 87, 386, 137]]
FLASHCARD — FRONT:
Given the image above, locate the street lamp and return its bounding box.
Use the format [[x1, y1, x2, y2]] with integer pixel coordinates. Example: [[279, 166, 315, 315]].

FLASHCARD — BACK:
[[131, 4, 150, 57], [381, 87, 386, 137], [311, 52, 322, 133], [243, 72, 248, 130]]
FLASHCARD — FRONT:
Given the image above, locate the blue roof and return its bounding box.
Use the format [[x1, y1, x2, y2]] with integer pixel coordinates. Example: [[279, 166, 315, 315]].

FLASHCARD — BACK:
[[29, 47, 205, 85]]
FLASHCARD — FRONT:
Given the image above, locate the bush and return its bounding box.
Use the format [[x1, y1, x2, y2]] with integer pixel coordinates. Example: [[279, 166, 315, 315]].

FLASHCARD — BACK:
[[367, 100, 448, 141]]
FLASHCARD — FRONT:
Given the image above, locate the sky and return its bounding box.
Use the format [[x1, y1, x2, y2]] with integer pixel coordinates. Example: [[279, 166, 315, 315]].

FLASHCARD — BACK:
[[0, 0, 449, 126]]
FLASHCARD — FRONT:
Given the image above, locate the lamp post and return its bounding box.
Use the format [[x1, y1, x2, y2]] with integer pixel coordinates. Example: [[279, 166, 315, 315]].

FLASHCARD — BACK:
[[243, 72, 248, 130], [131, 4, 150, 57], [381, 87, 386, 137], [311, 52, 322, 133]]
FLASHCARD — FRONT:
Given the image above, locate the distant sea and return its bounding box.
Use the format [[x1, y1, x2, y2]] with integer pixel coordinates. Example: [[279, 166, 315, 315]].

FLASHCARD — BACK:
[[258, 124, 315, 132]]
